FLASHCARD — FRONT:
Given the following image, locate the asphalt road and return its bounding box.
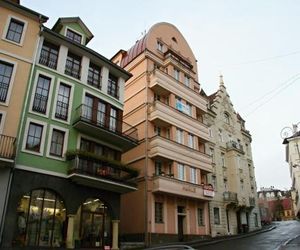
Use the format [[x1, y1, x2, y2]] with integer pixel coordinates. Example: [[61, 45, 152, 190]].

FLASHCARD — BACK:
[[192, 221, 300, 250]]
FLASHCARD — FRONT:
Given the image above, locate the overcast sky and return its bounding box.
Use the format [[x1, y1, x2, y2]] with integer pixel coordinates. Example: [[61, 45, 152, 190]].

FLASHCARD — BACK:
[[23, 0, 300, 190]]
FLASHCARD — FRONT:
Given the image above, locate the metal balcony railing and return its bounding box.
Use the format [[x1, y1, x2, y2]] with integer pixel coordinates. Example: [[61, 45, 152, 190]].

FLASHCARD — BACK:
[[74, 104, 138, 142], [32, 93, 48, 114], [65, 61, 81, 79], [67, 152, 137, 183], [223, 191, 238, 203], [39, 50, 58, 69], [0, 134, 16, 160]]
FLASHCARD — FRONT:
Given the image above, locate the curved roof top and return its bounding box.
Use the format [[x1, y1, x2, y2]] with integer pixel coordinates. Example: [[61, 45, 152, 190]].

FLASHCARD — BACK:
[[120, 22, 197, 70]]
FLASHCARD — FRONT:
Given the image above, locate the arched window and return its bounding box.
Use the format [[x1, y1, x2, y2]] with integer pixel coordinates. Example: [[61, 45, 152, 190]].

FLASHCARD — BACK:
[[15, 189, 66, 247], [224, 112, 230, 124]]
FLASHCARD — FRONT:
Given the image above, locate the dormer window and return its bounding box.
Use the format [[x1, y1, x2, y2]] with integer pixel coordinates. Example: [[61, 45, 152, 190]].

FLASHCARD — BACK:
[[66, 28, 82, 44]]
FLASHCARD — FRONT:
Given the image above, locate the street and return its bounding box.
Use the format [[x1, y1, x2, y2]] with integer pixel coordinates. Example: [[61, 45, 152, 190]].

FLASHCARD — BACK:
[[192, 221, 300, 250]]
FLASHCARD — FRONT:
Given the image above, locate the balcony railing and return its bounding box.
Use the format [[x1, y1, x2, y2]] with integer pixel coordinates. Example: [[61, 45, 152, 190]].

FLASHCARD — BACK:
[[223, 191, 238, 203], [32, 93, 48, 114], [0, 134, 16, 160], [74, 104, 138, 142], [65, 62, 81, 79], [55, 101, 69, 120], [226, 141, 244, 153], [66, 150, 138, 183], [39, 51, 58, 69]]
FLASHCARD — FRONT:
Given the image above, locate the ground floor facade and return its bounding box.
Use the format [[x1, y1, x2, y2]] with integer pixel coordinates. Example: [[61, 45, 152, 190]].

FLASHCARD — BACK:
[[120, 179, 212, 245], [209, 200, 261, 237], [1, 168, 124, 249]]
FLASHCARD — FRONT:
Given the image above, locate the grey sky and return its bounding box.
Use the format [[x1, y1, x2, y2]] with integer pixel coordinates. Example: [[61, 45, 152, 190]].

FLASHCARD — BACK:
[[23, 0, 299, 190]]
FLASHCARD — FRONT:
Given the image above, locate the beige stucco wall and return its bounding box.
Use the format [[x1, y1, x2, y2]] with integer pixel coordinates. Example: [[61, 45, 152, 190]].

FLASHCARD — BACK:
[[0, 6, 41, 137]]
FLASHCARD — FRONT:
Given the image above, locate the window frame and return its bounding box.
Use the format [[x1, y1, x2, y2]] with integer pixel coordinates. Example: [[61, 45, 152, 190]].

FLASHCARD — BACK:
[[87, 62, 102, 89], [52, 79, 74, 124], [174, 68, 180, 81], [65, 52, 81, 80], [0, 58, 17, 106], [176, 128, 184, 144], [66, 28, 82, 44], [157, 40, 163, 52], [177, 163, 185, 181], [155, 202, 164, 223], [190, 167, 197, 184], [188, 133, 194, 148], [22, 118, 47, 156], [213, 207, 220, 225], [29, 70, 54, 118], [0, 111, 6, 134], [197, 208, 204, 226], [64, 26, 84, 44], [107, 74, 119, 99], [46, 125, 69, 161], [38, 40, 59, 70], [2, 15, 28, 46]]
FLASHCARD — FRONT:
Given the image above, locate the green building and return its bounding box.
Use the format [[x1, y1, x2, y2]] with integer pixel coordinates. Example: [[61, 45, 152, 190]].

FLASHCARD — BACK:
[[2, 16, 138, 250]]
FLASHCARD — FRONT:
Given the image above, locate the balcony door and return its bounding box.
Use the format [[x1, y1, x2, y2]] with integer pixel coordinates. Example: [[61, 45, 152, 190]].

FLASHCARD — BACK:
[[84, 95, 106, 127]]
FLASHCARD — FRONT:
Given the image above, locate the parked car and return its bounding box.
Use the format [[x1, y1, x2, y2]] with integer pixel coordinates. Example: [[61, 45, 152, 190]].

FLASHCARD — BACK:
[[145, 245, 196, 250]]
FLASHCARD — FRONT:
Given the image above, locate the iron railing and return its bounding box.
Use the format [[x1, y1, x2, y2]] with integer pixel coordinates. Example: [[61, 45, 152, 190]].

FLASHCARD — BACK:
[[67, 154, 136, 183], [223, 191, 238, 203], [65, 61, 81, 79], [32, 93, 48, 114], [226, 141, 244, 152], [39, 50, 58, 69], [74, 104, 138, 142], [0, 134, 16, 160], [55, 101, 69, 120]]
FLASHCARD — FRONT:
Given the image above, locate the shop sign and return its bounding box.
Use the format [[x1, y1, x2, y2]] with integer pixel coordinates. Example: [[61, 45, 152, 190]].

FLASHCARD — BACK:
[[203, 184, 215, 197]]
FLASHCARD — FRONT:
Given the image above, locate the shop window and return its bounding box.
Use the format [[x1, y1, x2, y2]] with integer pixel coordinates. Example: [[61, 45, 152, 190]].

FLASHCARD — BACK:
[[15, 189, 66, 247]]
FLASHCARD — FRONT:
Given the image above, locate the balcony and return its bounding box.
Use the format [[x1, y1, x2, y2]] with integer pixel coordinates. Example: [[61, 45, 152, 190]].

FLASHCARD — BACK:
[[226, 141, 244, 154], [223, 191, 238, 204], [66, 150, 138, 193], [152, 175, 214, 200], [73, 104, 138, 152], [0, 134, 16, 167], [149, 101, 209, 141], [149, 135, 212, 172], [39, 50, 57, 69], [149, 69, 207, 112]]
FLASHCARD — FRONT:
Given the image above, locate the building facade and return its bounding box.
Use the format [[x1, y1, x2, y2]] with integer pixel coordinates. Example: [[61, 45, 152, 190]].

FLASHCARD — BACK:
[[202, 77, 261, 236], [258, 187, 294, 223], [0, 0, 48, 244], [283, 124, 300, 218], [1, 13, 138, 250], [112, 22, 214, 245]]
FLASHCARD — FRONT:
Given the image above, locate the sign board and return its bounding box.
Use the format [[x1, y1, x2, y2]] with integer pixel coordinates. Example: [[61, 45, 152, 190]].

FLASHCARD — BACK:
[[203, 184, 215, 197]]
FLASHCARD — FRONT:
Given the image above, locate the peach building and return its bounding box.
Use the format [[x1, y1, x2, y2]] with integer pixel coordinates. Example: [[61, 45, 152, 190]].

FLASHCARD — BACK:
[[112, 22, 214, 245]]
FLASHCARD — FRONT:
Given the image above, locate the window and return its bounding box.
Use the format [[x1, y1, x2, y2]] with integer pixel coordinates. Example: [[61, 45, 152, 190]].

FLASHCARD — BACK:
[[221, 152, 225, 167], [208, 128, 213, 138], [0, 61, 13, 103], [155, 202, 164, 223], [65, 52, 81, 79], [197, 208, 204, 226], [49, 129, 65, 157], [157, 41, 163, 52], [174, 68, 180, 81], [240, 180, 244, 190], [224, 112, 230, 124], [178, 163, 185, 181], [174, 69, 180, 81], [213, 207, 220, 224], [184, 74, 190, 87], [26, 123, 43, 152], [224, 179, 228, 191], [109, 107, 117, 132], [32, 75, 51, 114], [176, 128, 184, 144], [186, 102, 192, 116], [108, 74, 119, 99], [0, 112, 5, 134], [237, 155, 241, 169], [39, 41, 59, 69], [154, 126, 161, 136], [188, 133, 194, 148], [55, 83, 71, 121], [66, 28, 82, 44], [88, 63, 101, 89], [155, 161, 162, 175], [209, 148, 215, 163], [212, 175, 217, 189], [6, 18, 24, 44], [219, 129, 223, 142], [190, 167, 196, 184]]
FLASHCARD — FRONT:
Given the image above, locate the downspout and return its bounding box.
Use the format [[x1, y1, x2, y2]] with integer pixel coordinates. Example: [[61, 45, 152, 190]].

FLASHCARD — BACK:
[[0, 16, 43, 245]]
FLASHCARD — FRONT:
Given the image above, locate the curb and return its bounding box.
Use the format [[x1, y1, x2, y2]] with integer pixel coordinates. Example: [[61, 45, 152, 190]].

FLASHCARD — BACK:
[[189, 226, 277, 247]]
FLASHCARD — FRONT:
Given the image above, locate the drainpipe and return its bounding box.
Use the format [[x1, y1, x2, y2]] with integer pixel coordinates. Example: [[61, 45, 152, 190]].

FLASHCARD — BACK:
[[0, 15, 43, 245], [144, 70, 150, 247]]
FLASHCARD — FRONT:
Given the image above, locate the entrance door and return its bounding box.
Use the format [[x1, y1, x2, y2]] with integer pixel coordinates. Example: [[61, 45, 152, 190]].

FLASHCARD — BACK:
[[177, 215, 184, 242], [81, 211, 105, 248]]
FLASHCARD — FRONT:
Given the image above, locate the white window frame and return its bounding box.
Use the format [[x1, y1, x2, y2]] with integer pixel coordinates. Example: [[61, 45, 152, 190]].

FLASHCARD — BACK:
[[46, 124, 69, 161], [64, 26, 84, 45], [2, 15, 28, 46], [29, 70, 55, 118], [188, 133, 194, 148], [0, 57, 17, 106], [51, 79, 74, 125], [176, 128, 184, 144], [184, 74, 190, 87], [174, 68, 180, 81], [22, 118, 47, 156], [0, 111, 6, 134], [190, 167, 197, 184], [178, 163, 185, 181]]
